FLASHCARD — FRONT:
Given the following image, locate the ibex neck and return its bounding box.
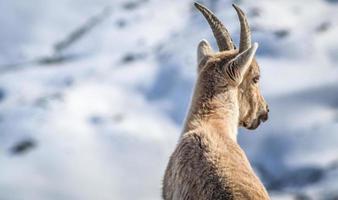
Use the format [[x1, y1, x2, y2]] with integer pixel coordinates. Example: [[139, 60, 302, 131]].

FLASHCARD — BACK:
[[183, 89, 239, 142]]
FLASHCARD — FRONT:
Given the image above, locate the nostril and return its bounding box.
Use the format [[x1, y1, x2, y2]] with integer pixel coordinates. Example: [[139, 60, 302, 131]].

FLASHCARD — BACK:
[[266, 105, 270, 113], [260, 113, 268, 122]]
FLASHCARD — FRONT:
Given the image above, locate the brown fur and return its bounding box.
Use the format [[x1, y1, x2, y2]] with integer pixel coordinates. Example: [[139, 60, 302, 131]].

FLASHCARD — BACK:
[[162, 45, 270, 199], [163, 46, 269, 200], [163, 3, 270, 199]]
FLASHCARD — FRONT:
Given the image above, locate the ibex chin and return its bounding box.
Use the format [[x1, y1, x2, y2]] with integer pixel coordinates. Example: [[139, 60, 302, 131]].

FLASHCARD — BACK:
[[162, 2, 270, 200]]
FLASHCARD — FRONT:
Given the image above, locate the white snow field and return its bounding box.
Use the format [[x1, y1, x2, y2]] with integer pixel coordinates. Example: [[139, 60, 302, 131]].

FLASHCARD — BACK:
[[0, 0, 337, 199]]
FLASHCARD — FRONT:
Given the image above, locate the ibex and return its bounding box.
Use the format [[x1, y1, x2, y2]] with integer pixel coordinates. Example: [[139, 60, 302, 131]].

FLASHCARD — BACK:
[[162, 2, 270, 200]]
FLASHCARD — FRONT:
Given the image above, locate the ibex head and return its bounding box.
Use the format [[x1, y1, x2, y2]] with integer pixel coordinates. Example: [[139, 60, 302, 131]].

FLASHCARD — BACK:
[[194, 2, 269, 130]]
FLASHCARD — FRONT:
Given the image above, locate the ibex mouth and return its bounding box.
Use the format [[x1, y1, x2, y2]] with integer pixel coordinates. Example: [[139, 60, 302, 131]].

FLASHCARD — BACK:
[[247, 120, 260, 130], [244, 115, 267, 130], [241, 121, 258, 130], [248, 114, 269, 130]]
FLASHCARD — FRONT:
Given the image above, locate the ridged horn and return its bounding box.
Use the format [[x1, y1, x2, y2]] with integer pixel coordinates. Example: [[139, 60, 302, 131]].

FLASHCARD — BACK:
[[233, 4, 251, 52], [194, 2, 235, 51]]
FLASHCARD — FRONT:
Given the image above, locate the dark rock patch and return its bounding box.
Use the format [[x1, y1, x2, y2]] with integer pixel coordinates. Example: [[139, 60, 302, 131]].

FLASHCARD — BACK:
[[63, 76, 74, 87], [122, 0, 148, 10], [267, 166, 324, 191], [35, 93, 63, 108], [249, 7, 262, 18], [116, 19, 127, 28], [10, 139, 36, 155], [89, 113, 124, 125], [89, 115, 105, 125], [294, 193, 312, 200], [121, 53, 146, 64], [0, 88, 6, 102], [316, 21, 331, 33], [326, 0, 338, 3], [274, 29, 289, 39]]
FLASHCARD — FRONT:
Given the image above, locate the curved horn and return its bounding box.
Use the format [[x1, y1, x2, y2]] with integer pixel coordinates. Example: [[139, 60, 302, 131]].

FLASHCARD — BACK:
[[233, 4, 251, 52], [194, 2, 235, 51]]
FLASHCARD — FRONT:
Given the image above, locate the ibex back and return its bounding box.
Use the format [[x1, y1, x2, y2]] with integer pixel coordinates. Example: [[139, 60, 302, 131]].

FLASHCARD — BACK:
[[162, 2, 270, 200]]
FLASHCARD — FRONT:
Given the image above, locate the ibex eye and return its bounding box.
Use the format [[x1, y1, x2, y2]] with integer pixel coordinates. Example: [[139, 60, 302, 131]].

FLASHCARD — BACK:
[[253, 76, 260, 84]]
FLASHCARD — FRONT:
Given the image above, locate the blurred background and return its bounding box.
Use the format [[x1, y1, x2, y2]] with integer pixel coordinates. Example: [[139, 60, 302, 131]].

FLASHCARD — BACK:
[[0, 0, 337, 199]]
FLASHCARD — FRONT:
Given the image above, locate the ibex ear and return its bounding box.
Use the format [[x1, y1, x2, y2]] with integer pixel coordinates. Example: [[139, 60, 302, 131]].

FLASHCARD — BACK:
[[225, 42, 258, 85], [197, 39, 213, 65]]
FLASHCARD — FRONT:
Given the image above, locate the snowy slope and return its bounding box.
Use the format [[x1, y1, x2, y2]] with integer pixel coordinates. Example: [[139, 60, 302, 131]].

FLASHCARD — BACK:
[[0, 0, 338, 199]]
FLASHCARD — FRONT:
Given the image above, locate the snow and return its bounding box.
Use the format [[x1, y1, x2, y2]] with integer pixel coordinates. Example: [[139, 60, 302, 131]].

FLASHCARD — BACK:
[[0, 0, 338, 199]]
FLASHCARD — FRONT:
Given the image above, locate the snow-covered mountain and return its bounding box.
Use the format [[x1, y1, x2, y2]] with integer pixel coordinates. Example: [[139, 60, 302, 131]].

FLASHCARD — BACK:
[[0, 0, 337, 199]]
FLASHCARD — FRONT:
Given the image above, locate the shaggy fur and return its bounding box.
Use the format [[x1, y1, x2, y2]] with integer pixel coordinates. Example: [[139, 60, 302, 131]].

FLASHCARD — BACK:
[[163, 3, 270, 200]]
